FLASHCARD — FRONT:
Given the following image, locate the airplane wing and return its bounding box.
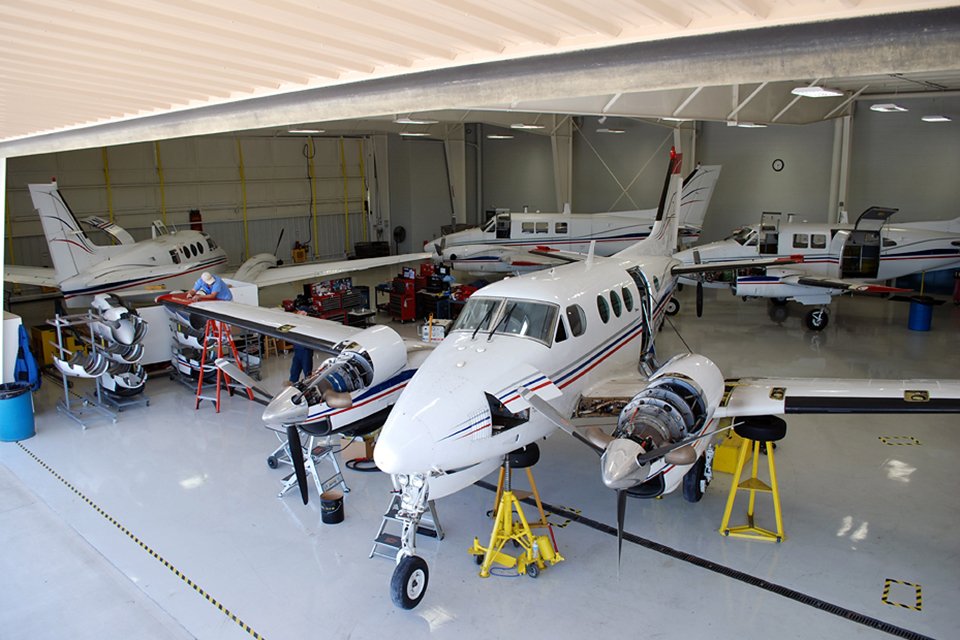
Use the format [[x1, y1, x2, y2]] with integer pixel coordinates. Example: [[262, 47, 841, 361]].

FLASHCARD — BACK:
[[159, 294, 366, 355], [247, 253, 431, 288], [4, 264, 58, 288], [785, 274, 909, 294], [716, 377, 960, 417], [671, 255, 802, 276]]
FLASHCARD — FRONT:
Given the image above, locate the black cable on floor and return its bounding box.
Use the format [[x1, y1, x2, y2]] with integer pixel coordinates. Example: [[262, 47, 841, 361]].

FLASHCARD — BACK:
[[474, 480, 933, 640]]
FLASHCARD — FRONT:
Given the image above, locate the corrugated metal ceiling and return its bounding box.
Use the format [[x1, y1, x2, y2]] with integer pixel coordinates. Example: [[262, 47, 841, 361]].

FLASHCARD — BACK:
[[1, 0, 958, 148]]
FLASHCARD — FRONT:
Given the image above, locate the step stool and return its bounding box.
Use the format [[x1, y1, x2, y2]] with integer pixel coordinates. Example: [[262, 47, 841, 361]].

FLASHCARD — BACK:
[[719, 416, 788, 542], [369, 493, 444, 560], [277, 424, 349, 501]]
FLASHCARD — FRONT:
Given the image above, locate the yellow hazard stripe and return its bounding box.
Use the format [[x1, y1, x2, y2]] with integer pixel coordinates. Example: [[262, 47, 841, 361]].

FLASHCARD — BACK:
[[17, 443, 267, 639], [881, 578, 922, 611]]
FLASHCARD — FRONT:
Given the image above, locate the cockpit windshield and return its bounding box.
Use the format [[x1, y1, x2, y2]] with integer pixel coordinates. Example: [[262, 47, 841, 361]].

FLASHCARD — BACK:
[[727, 227, 757, 246], [453, 296, 559, 345]]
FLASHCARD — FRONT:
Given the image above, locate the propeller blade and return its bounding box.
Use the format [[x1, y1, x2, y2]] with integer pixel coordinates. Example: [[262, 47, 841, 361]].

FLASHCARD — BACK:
[[519, 387, 606, 454], [214, 358, 274, 399], [286, 425, 309, 505], [696, 281, 704, 318], [616, 489, 627, 574]]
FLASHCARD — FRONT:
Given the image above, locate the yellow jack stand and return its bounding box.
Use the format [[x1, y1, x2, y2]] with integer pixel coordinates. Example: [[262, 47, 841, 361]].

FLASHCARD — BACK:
[[469, 462, 564, 578], [719, 436, 785, 542]]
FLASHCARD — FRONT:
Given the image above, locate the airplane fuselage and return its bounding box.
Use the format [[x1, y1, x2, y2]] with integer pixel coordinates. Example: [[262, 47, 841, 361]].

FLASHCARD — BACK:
[[60, 230, 228, 306], [375, 252, 678, 499], [677, 220, 960, 304]]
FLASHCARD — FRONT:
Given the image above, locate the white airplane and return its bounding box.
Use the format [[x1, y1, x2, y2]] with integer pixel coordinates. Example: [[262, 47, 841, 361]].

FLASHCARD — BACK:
[[426, 165, 720, 274], [368, 150, 960, 609], [158, 291, 436, 504], [674, 208, 960, 330], [4, 181, 429, 308]]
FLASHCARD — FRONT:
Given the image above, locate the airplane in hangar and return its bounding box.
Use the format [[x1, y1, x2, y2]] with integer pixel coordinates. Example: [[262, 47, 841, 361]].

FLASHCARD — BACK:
[[369, 149, 960, 609], [673, 208, 960, 330], [4, 181, 429, 308], [426, 164, 720, 274]]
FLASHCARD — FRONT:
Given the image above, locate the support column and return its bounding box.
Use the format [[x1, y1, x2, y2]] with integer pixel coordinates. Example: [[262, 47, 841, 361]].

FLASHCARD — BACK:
[[369, 135, 391, 244], [551, 116, 573, 211], [443, 125, 467, 225]]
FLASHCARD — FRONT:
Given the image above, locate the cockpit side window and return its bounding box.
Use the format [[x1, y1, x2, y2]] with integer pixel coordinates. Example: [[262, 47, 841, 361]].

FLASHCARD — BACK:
[[566, 304, 586, 337], [728, 228, 758, 246]]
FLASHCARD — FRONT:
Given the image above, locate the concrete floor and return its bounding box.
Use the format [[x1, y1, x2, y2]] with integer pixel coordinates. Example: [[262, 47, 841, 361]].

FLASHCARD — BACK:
[[2, 289, 959, 640]]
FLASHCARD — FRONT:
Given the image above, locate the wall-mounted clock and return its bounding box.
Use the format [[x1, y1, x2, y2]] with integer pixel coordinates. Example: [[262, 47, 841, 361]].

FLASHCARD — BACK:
[[772, 158, 784, 172]]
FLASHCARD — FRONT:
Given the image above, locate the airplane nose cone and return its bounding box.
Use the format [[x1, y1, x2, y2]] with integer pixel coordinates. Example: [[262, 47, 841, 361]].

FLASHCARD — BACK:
[[113, 320, 136, 345], [600, 438, 647, 490], [373, 425, 427, 475], [261, 387, 310, 426]]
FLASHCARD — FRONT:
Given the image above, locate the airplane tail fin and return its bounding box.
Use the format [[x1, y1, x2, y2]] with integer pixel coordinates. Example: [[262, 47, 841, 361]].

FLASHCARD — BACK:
[[29, 182, 107, 282], [616, 149, 683, 259], [678, 164, 721, 232]]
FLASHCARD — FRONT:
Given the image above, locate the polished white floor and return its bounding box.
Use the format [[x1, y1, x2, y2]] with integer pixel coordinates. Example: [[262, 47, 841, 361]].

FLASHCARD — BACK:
[[2, 290, 959, 640]]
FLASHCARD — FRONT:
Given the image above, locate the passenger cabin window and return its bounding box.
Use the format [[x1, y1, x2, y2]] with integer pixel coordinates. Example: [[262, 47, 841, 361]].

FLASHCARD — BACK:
[[610, 291, 622, 317], [536, 222, 548, 234], [597, 295, 610, 323], [811, 234, 827, 249], [792, 234, 809, 249], [521, 222, 535, 234], [181, 247, 189, 259], [566, 305, 586, 337], [622, 287, 634, 311], [452, 297, 559, 346], [555, 222, 568, 234]]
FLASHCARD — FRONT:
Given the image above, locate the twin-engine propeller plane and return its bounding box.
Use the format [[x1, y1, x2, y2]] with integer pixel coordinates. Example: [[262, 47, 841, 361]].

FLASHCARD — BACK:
[[158, 292, 435, 504], [674, 208, 960, 330], [5, 181, 429, 308], [427, 164, 720, 274], [370, 148, 960, 609]]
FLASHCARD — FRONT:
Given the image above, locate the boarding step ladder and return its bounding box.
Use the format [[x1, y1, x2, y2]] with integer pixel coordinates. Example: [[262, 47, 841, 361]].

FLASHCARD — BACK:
[[195, 319, 254, 412], [369, 493, 444, 560], [277, 426, 350, 500]]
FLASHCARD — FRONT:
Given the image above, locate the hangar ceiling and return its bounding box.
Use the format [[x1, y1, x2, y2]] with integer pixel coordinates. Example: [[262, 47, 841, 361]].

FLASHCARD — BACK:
[[1, 1, 959, 155]]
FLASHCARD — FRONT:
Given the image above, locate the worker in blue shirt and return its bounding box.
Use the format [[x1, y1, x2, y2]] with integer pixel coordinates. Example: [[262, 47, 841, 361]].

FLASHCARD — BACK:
[[187, 272, 233, 301], [286, 310, 313, 387]]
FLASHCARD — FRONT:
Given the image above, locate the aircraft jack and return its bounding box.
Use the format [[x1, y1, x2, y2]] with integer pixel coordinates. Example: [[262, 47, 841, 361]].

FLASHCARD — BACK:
[[469, 458, 564, 578], [719, 418, 787, 542]]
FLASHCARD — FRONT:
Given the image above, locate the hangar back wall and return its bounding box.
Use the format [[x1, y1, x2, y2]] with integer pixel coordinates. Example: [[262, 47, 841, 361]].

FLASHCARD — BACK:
[[4, 95, 958, 271]]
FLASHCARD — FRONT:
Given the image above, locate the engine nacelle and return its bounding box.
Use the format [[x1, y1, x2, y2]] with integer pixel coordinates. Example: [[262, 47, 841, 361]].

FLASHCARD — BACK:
[[601, 354, 724, 490]]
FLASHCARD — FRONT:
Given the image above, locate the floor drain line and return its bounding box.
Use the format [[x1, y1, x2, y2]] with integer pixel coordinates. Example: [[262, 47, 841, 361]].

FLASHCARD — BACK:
[[475, 480, 932, 640], [18, 442, 268, 640]]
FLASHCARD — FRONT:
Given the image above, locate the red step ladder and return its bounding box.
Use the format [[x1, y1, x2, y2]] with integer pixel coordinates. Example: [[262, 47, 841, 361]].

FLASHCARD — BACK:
[[195, 319, 254, 412]]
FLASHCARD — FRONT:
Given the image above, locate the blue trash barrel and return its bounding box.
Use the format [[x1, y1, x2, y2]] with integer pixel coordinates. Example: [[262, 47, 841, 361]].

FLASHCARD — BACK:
[[908, 297, 934, 331], [0, 383, 35, 441]]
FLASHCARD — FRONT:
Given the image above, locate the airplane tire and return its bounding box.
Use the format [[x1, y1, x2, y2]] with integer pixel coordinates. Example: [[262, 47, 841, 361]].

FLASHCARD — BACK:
[[266, 456, 279, 469], [734, 415, 787, 442], [768, 304, 788, 323], [665, 298, 680, 316], [804, 309, 829, 331], [682, 455, 707, 503], [391, 555, 429, 609], [771, 297, 788, 306]]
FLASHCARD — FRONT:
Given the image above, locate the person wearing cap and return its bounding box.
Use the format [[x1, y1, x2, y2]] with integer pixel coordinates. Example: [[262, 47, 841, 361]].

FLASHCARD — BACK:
[[187, 271, 233, 301]]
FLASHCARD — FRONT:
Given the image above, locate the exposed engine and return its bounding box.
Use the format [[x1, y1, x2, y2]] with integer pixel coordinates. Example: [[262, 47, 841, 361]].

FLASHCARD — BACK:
[[600, 354, 724, 491]]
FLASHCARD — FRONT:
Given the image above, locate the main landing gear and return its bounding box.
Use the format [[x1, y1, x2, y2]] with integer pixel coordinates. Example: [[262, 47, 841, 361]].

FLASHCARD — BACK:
[[804, 307, 829, 332]]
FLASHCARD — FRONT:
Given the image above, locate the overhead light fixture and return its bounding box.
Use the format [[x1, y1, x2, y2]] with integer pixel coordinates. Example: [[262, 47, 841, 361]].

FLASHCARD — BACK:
[[727, 121, 766, 128], [399, 131, 431, 137], [921, 115, 951, 122], [486, 134, 514, 140], [660, 117, 690, 122], [597, 128, 625, 134], [394, 116, 438, 125], [791, 86, 844, 98], [287, 128, 324, 134], [510, 123, 545, 130], [870, 103, 908, 113]]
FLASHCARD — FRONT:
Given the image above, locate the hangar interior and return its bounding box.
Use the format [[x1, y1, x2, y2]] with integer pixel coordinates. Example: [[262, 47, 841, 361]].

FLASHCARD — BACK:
[[2, 2, 959, 639]]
